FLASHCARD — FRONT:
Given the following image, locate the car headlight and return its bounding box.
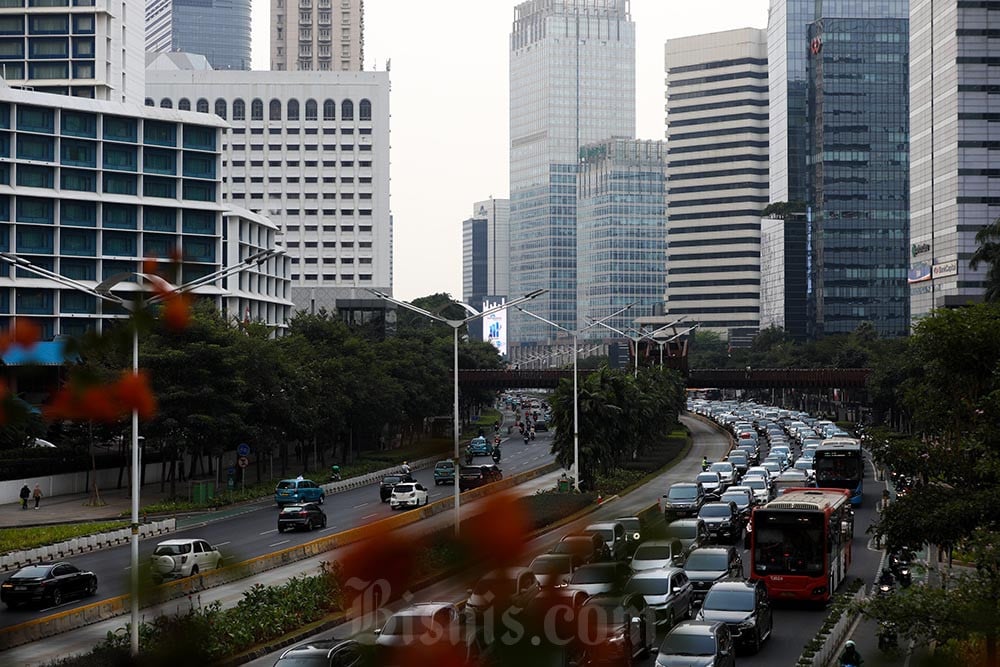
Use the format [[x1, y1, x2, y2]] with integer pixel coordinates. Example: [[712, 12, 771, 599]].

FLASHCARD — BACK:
[[738, 618, 756, 629], [608, 633, 626, 644]]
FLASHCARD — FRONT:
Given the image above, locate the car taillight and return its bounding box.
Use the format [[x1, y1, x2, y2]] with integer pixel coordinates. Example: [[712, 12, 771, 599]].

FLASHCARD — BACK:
[[299, 511, 308, 516]]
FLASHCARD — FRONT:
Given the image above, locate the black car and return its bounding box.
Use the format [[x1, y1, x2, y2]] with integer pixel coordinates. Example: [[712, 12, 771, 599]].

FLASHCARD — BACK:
[[534, 419, 549, 431], [277, 502, 327, 532], [550, 533, 607, 567], [697, 579, 773, 653], [661, 482, 706, 519], [273, 638, 370, 666], [458, 465, 502, 491], [1, 561, 97, 608], [683, 546, 744, 600], [379, 473, 414, 502], [697, 502, 743, 543], [614, 516, 643, 556], [656, 620, 736, 667], [578, 593, 657, 665]]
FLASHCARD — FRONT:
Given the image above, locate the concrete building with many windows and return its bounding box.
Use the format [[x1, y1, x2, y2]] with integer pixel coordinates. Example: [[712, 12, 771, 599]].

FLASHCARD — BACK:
[[0, 0, 144, 104], [664, 28, 768, 339], [909, 0, 995, 320], [577, 138, 667, 338], [462, 197, 510, 340], [145, 0, 252, 71], [0, 84, 290, 337], [145, 62, 391, 315], [223, 206, 294, 332], [508, 0, 635, 346], [270, 0, 364, 72]]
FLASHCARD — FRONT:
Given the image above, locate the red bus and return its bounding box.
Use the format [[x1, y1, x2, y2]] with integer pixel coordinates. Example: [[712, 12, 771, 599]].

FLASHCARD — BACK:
[[748, 488, 854, 603]]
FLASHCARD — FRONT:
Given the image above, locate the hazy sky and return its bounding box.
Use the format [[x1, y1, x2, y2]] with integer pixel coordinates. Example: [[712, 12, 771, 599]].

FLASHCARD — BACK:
[[251, 1, 771, 301]]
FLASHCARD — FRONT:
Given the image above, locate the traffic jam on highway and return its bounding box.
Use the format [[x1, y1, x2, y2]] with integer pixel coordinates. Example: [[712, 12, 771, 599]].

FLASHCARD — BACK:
[[2, 397, 886, 667]]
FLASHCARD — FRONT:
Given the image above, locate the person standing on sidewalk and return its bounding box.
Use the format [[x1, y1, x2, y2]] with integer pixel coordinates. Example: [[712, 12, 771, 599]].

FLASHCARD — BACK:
[[18, 484, 30, 510], [32, 484, 42, 509]]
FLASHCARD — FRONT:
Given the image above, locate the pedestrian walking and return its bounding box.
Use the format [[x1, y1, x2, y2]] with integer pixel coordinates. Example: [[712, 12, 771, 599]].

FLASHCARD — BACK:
[[18, 484, 30, 510], [32, 484, 42, 509]]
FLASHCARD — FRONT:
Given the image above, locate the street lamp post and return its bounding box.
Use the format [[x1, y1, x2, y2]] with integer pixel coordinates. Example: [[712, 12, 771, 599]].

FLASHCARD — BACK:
[[0, 248, 283, 656], [367, 289, 545, 535], [515, 303, 635, 492]]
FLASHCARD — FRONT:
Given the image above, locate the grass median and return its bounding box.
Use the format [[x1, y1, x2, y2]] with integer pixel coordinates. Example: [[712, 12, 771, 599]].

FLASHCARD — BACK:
[[0, 521, 129, 555]]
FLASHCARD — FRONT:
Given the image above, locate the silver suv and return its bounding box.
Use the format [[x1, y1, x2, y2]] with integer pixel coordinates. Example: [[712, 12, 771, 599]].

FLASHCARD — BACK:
[[150, 538, 223, 582]]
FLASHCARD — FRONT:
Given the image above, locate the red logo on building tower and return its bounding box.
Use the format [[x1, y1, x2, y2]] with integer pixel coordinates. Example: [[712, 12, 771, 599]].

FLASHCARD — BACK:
[[810, 37, 823, 55]]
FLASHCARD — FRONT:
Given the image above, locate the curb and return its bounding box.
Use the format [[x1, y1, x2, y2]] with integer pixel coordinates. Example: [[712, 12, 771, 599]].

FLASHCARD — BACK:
[[0, 462, 560, 652]]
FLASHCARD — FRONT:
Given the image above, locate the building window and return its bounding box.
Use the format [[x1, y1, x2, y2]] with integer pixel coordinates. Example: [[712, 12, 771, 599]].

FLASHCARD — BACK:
[[288, 99, 299, 121], [182, 209, 215, 234], [103, 144, 137, 171], [60, 228, 96, 255], [61, 200, 96, 227], [196, 98, 209, 113], [251, 99, 264, 120], [359, 98, 371, 121], [182, 180, 215, 202], [232, 99, 245, 120], [103, 115, 137, 142], [60, 168, 96, 191], [17, 165, 54, 188], [102, 203, 136, 229], [341, 99, 353, 120], [103, 172, 136, 195], [269, 98, 281, 121], [143, 206, 175, 231], [160, 98, 173, 109], [17, 134, 54, 161], [178, 98, 190, 111], [214, 98, 227, 119], [305, 99, 317, 120], [17, 105, 55, 133], [143, 176, 175, 199], [103, 231, 136, 257], [28, 14, 68, 35], [143, 148, 175, 175], [323, 99, 335, 120]]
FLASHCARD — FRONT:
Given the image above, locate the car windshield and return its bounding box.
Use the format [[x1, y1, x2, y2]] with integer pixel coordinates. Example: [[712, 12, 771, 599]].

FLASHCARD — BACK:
[[633, 545, 673, 560], [729, 453, 747, 463], [587, 528, 614, 542], [280, 505, 307, 513], [394, 484, 415, 493], [382, 476, 401, 484], [668, 486, 697, 500], [709, 463, 732, 474], [553, 539, 588, 555], [276, 481, 295, 490], [696, 474, 718, 484], [699, 505, 732, 518], [625, 577, 669, 595], [704, 589, 754, 612], [685, 551, 727, 570], [12, 566, 50, 578], [436, 461, 453, 469], [154, 544, 191, 555], [666, 523, 696, 539], [659, 632, 716, 657], [746, 479, 767, 490], [617, 518, 640, 532], [275, 656, 334, 667], [381, 612, 444, 637], [531, 557, 569, 574], [473, 578, 515, 597], [571, 567, 614, 584], [753, 511, 824, 576], [721, 494, 749, 509]]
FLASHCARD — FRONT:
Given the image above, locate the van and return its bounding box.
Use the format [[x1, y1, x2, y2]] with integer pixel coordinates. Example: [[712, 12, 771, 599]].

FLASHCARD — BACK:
[[584, 521, 628, 561]]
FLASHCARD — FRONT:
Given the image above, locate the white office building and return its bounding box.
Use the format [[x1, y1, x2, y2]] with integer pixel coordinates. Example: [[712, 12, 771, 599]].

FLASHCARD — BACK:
[[0, 0, 144, 105], [664, 28, 768, 339], [223, 206, 294, 333], [145, 61, 392, 314]]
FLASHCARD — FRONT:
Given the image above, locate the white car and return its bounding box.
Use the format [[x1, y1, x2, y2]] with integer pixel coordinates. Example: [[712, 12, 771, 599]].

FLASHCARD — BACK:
[[150, 539, 223, 582], [389, 482, 429, 510], [743, 477, 772, 505], [709, 461, 736, 487]]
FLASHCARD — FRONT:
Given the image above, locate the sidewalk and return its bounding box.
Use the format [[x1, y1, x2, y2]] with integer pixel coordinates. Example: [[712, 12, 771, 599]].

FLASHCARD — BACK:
[[1, 482, 184, 529]]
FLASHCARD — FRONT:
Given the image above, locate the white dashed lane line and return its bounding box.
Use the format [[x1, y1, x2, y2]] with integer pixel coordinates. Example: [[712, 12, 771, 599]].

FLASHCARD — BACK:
[[268, 540, 290, 548]]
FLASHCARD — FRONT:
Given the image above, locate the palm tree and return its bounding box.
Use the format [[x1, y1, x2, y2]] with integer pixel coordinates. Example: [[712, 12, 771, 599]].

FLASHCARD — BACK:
[[969, 217, 1000, 302]]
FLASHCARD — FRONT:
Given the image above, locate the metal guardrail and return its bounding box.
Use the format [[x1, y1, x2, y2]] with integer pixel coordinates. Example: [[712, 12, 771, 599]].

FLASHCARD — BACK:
[[319, 454, 441, 496]]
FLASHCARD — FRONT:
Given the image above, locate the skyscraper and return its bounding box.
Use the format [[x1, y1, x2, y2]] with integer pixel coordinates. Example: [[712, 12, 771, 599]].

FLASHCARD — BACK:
[[146, 0, 252, 71], [508, 0, 635, 346], [909, 0, 995, 320], [577, 138, 667, 337], [270, 0, 364, 72], [807, 13, 910, 337], [664, 28, 768, 339]]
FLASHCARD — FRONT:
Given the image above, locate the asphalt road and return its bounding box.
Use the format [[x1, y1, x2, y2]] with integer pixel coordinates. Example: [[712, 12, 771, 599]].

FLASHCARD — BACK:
[[0, 431, 556, 629]]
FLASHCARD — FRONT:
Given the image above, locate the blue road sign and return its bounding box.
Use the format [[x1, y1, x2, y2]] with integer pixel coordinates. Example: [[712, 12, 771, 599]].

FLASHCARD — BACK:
[[237, 443, 250, 457]]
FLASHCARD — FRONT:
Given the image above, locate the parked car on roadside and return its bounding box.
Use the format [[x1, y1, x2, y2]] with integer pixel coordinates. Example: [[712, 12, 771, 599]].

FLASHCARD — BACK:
[[277, 502, 327, 532], [1, 561, 97, 608]]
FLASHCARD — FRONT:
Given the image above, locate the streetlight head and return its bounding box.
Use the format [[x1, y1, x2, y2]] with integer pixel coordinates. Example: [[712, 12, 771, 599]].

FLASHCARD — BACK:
[[366, 288, 390, 299], [525, 288, 548, 299]]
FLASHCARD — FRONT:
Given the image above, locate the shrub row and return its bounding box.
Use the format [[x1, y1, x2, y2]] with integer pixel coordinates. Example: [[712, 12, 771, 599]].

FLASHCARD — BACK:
[[796, 577, 865, 666]]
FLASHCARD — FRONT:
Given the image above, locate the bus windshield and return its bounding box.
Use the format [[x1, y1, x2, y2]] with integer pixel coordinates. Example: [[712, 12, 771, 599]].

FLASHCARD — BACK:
[[752, 511, 825, 577], [814, 454, 862, 487]]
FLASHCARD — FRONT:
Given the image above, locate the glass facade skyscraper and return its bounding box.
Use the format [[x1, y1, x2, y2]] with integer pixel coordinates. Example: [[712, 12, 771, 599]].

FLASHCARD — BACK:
[[806, 16, 910, 337], [146, 0, 252, 71], [576, 139, 666, 337], [508, 0, 635, 345]]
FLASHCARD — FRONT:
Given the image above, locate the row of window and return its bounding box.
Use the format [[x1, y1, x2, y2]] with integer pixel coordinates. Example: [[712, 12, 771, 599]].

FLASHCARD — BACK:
[[2, 228, 217, 262], [0, 196, 217, 232], [0, 165, 216, 199], [290, 273, 373, 282], [144, 97, 373, 123]]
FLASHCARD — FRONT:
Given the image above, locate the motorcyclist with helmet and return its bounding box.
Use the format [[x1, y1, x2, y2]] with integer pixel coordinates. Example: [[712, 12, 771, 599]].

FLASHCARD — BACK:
[[840, 639, 864, 666]]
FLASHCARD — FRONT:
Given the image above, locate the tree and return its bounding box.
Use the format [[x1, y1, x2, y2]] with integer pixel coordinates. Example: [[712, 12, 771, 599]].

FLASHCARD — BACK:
[[969, 216, 1000, 302]]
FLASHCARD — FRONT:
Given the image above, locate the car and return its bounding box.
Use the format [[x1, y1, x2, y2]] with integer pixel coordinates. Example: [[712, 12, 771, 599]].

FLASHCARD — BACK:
[[150, 539, 223, 582], [566, 562, 631, 596], [770, 445, 793, 465], [696, 471, 724, 495], [683, 546, 744, 600], [583, 521, 628, 561], [773, 469, 812, 494], [697, 579, 773, 654], [742, 478, 771, 507], [578, 593, 657, 664], [389, 482, 429, 510], [375, 602, 478, 662], [551, 533, 608, 567], [433, 460, 455, 486], [468, 436, 491, 456], [379, 473, 414, 502], [761, 460, 783, 476], [665, 518, 710, 559], [661, 482, 706, 519], [736, 444, 759, 465], [0, 561, 97, 608], [528, 554, 575, 588], [277, 502, 327, 532], [793, 458, 815, 476], [743, 465, 772, 484], [726, 451, 749, 476], [534, 419, 549, 431], [709, 462, 736, 488], [698, 502, 743, 543], [458, 465, 502, 491], [466, 567, 540, 619], [630, 539, 686, 572], [614, 516, 644, 556], [274, 478, 326, 506], [655, 620, 737, 667], [624, 566, 694, 627], [721, 487, 754, 517], [273, 639, 370, 666]]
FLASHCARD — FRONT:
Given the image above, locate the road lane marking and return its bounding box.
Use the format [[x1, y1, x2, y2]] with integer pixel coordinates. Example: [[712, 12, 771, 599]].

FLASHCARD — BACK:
[[320, 526, 337, 532], [353, 502, 369, 508], [268, 540, 290, 548], [214, 541, 231, 548], [362, 513, 377, 520], [259, 529, 277, 535]]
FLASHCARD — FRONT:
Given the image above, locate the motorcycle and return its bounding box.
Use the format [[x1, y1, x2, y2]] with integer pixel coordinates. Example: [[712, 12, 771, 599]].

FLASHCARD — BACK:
[[523, 433, 530, 445], [492, 448, 502, 463], [878, 621, 898, 652], [329, 465, 342, 482], [876, 569, 895, 597], [465, 448, 474, 465], [701, 460, 710, 472], [890, 547, 914, 587]]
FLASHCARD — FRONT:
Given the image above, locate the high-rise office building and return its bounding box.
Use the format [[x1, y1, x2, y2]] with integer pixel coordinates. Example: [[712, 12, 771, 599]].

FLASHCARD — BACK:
[[508, 0, 635, 346], [145, 60, 391, 316], [462, 198, 509, 342], [807, 14, 910, 337], [0, 0, 144, 104], [909, 0, 995, 320], [577, 138, 667, 337], [664, 28, 768, 338], [760, 213, 809, 339], [146, 0, 252, 71], [271, 0, 364, 72]]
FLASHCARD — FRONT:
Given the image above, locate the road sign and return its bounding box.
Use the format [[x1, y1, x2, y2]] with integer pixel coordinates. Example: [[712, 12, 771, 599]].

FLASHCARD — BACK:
[[237, 456, 249, 468], [237, 443, 251, 457], [226, 466, 235, 476]]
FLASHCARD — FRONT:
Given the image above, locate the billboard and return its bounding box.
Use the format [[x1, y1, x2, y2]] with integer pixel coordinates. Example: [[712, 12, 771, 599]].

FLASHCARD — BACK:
[[481, 296, 508, 358]]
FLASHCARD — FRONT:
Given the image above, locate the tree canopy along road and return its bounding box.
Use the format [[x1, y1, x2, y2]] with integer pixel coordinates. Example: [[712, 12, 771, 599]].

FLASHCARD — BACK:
[[458, 368, 872, 390]]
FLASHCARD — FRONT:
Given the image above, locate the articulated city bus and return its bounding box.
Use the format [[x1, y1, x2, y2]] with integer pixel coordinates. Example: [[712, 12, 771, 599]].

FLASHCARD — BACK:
[[814, 438, 864, 506], [749, 488, 853, 603]]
